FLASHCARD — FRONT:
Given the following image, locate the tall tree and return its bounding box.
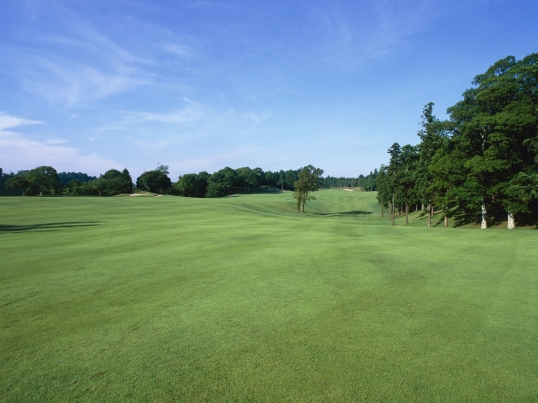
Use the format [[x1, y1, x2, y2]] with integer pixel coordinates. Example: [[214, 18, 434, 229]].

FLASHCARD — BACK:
[[293, 165, 323, 212], [398, 145, 419, 225], [448, 54, 538, 228], [376, 165, 390, 217], [386, 143, 402, 226], [26, 166, 60, 196], [415, 103, 449, 227]]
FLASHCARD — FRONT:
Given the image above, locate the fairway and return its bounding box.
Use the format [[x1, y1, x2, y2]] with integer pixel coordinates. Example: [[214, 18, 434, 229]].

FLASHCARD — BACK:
[[1, 190, 538, 402]]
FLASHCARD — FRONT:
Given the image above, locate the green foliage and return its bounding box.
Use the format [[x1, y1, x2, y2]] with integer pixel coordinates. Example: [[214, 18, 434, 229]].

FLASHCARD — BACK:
[[57, 172, 97, 186], [448, 53, 538, 222], [0, 169, 25, 196], [64, 180, 96, 196], [372, 53, 538, 226], [136, 170, 171, 194], [357, 169, 378, 191], [5, 176, 36, 196], [173, 172, 209, 197], [206, 167, 237, 197], [293, 165, 323, 212], [504, 172, 538, 214], [26, 166, 60, 196], [375, 165, 390, 208], [89, 168, 133, 196], [324, 175, 361, 189]]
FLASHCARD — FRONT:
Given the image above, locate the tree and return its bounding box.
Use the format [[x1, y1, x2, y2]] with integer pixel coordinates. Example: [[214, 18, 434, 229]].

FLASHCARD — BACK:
[[57, 172, 97, 186], [376, 165, 390, 217], [415, 103, 449, 227], [174, 172, 209, 197], [293, 165, 323, 213], [136, 170, 172, 194], [237, 167, 258, 191], [398, 144, 419, 225], [503, 173, 538, 226], [386, 143, 402, 226], [64, 179, 96, 196], [428, 139, 466, 228], [90, 168, 133, 196], [448, 54, 538, 228], [5, 176, 36, 195], [175, 174, 198, 197], [26, 166, 60, 196], [206, 167, 237, 198]]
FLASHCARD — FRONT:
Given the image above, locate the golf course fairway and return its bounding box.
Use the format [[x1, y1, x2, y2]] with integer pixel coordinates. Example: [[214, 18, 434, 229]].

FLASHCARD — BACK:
[[1, 190, 537, 402]]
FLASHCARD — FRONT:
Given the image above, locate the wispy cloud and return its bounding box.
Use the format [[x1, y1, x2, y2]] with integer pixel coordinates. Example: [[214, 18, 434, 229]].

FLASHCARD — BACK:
[[0, 112, 120, 174], [309, 0, 487, 70], [82, 97, 271, 173], [0, 4, 191, 107], [0, 113, 42, 131], [12, 53, 150, 107]]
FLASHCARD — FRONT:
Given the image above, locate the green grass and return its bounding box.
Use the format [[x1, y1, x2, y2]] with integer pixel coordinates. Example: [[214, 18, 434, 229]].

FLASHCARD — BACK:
[[1, 190, 537, 402]]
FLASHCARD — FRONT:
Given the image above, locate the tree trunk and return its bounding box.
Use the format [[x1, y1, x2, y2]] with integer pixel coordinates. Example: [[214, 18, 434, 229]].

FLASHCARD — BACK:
[[427, 203, 431, 228], [405, 202, 409, 225], [391, 194, 395, 226], [481, 203, 487, 229], [421, 201, 424, 211], [444, 207, 448, 228], [431, 204, 434, 225], [380, 202, 384, 217], [507, 212, 515, 229]]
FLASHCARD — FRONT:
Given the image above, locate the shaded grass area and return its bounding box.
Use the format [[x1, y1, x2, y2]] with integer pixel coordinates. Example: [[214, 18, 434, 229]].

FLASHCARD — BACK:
[[0, 222, 101, 234], [1, 191, 538, 402]]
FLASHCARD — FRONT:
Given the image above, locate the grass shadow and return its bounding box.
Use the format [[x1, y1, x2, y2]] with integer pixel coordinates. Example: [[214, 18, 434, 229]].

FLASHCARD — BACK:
[[314, 210, 373, 217], [450, 209, 479, 228], [0, 222, 102, 234]]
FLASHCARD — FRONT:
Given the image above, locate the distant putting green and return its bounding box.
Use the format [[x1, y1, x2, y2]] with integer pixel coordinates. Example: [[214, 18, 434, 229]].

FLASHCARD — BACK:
[[1, 190, 537, 402]]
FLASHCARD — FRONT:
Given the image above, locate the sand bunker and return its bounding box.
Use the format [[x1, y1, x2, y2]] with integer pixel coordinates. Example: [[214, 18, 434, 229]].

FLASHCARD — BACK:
[[344, 188, 354, 192]]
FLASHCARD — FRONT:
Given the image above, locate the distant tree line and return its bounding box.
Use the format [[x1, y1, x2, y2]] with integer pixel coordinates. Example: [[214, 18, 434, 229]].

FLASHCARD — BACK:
[[374, 53, 538, 229], [1, 166, 131, 196], [323, 176, 358, 189], [0, 164, 331, 199], [174, 167, 306, 198]]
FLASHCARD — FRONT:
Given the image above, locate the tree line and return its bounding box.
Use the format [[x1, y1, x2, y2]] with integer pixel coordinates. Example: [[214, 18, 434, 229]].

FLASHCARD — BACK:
[[375, 53, 538, 229], [0, 164, 330, 200]]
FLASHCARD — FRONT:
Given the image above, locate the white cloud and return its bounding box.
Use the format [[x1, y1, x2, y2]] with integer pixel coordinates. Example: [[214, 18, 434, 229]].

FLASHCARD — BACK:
[[0, 113, 120, 174], [0, 113, 42, 131]]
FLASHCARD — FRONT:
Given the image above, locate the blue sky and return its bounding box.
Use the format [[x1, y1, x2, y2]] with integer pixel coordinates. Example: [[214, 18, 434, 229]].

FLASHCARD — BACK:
[[0, 0, 536, 180]]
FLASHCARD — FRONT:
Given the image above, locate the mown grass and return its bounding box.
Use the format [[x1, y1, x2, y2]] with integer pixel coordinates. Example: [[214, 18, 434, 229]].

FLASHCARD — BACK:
[[1, 190, 537, 402]]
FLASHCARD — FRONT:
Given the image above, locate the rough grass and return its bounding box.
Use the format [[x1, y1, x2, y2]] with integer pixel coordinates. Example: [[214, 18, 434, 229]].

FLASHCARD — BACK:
[[1, 190, 538, 402]]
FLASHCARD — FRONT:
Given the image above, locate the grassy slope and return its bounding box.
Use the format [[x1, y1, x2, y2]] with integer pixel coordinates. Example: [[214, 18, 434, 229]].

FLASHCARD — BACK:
[[1, 190, 537, 402]]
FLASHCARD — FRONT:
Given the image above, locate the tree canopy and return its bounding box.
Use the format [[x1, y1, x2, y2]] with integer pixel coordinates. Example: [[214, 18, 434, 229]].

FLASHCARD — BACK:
[[293, 165, 324, 213], [375, 53, 538, 228]]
